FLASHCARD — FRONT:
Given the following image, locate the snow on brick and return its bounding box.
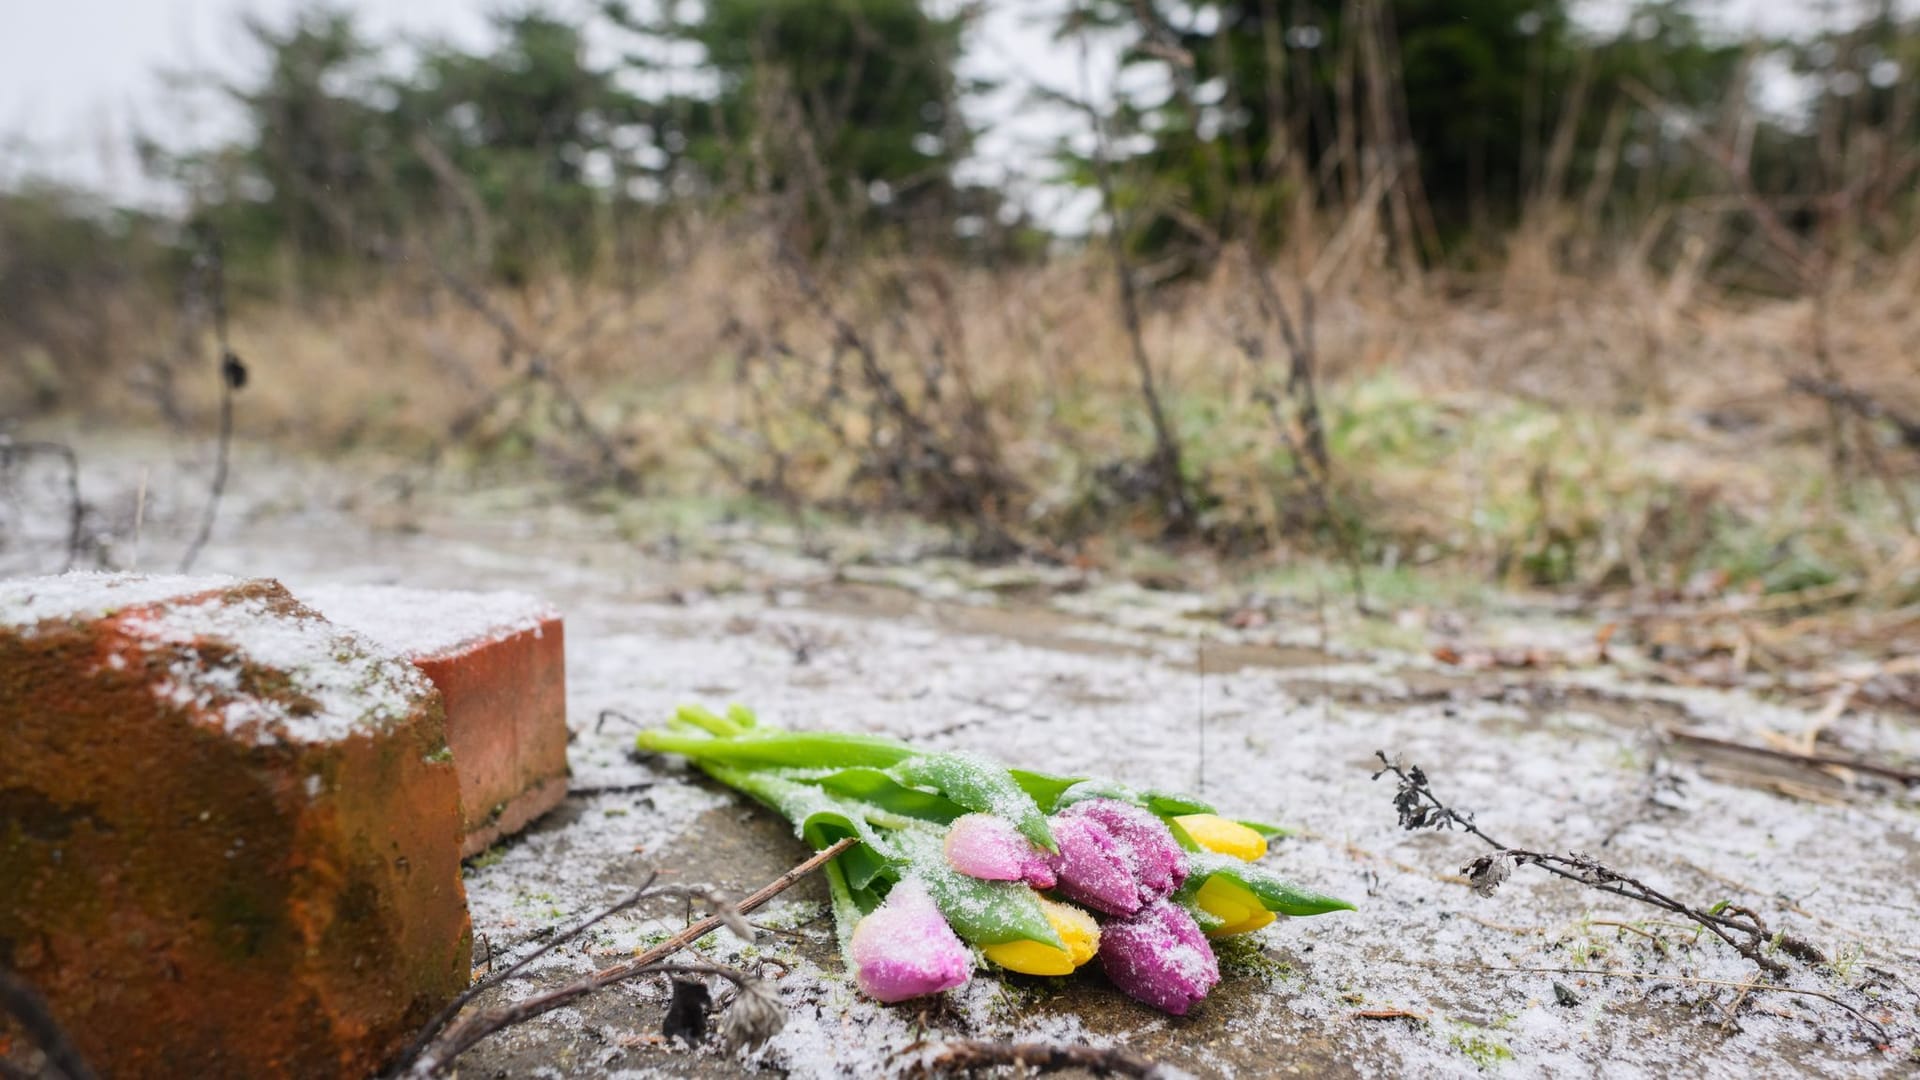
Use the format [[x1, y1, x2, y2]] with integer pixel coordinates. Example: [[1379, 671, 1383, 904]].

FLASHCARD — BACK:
[[297, 583, 555, 659], [0, 571, 235, 631], [0, 573, 471, 1079], [301, 583, 570, 857]]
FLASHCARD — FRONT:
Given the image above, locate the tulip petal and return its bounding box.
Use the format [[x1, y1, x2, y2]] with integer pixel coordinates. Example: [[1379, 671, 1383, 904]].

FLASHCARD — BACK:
[[1061, 798, 1188, 901], [848, 880, 972, 1002], [1048, 815, 1142, 916], [1185, 851, 1356, 917], [983, 899, 1101, 976], [944, 813, 1057, 888], [1173, 814, 1269, 861], [1192, 875, 1277, 937], [1098, 899, 1221, 1016]]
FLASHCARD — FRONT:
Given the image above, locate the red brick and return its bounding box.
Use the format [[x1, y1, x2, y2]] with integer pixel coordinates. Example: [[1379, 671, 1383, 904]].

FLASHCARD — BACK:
[[301, 586, 569, 857], [0, 574, 472, 1079]]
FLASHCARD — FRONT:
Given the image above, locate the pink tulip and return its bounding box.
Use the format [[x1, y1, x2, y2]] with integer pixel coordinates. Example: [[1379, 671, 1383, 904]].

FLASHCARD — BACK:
[[943, 813, 1057, 889], [848, 880, 972, 1002], [1097, 899, 1221, 1016]]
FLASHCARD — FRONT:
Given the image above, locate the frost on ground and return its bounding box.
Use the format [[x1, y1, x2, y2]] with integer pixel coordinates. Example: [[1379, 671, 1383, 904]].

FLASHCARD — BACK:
[[6, 439, 1917, 1078]]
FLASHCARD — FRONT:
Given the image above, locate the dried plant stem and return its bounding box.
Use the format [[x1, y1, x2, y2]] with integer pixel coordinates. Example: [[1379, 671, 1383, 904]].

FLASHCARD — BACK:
[[1373, 753, 1823, 977], [177, 369, 234, 573], [1665, 726, 1920, 787], [1788, 376, 1920, 453], [1075, 9, 1191, 532], [405, 837, 854, 1076], [179, 231, 242, 574]]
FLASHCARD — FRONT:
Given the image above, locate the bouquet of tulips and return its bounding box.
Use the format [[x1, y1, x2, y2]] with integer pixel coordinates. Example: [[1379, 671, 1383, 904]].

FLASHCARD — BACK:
[[637, 705, 1353, 1015]]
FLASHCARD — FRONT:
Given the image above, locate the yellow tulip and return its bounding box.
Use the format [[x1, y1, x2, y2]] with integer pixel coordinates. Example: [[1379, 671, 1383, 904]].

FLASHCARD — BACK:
[[1193, 874, 1276, 938], [1174, 814, 1269, 861], [982, 898, 1101, 976]]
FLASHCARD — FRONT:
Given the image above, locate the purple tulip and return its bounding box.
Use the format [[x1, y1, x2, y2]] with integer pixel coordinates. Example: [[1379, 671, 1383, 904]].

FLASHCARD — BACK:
[[1062, 799, 1187, 897], [1048, 799, 1187, 916], [1098, 899, 1221, 1016], [848, 880, 972, 1002], [944, 813, 1057, 889], [1048, 813, 1145, 916]]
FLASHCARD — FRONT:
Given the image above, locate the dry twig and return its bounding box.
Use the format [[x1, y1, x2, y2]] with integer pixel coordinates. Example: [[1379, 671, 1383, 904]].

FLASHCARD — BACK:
[[178, 230, 246, 573], [1373, 752, 1824, 977], [1665, 727, 1920, 789], [400, 837, 854, 1076]]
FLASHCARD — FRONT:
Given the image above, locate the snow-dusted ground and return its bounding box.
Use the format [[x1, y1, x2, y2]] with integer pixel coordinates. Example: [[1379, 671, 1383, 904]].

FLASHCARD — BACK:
[[5, 437, 1916, 1078]]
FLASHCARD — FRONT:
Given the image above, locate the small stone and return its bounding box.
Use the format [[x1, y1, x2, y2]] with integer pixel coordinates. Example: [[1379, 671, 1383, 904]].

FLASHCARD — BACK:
[[301, 585, 569, 857], [0, 574, 472, 1079]]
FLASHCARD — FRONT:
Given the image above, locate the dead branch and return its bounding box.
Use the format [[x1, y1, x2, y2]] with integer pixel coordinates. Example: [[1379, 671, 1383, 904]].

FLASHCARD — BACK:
[[1664, 727, 1920, 789], [1072, 10, 1192, 533], [906, 1038, 1182, 1079], [392, 869, 664, 1070], [1787, 377, 1920, 452], [1373, 752, 1824, 977], [402, 837, 854, 1076], [0, 969, 98, 1080], [763, 236, 1023, 554], [285, 171, 638, 492], [179, 230, 246, 573]]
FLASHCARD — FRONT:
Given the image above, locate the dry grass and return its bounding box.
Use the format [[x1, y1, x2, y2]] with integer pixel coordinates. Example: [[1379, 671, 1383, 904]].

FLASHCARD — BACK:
[[33, 220, 1920, 619]]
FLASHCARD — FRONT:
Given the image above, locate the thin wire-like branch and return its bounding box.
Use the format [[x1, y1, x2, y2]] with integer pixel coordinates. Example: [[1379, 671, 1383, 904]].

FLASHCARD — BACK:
[[1072, 6, 1192, 532], [0, 969, 99, 1080], [1788, 376, 1920, 452], [1373, 753, 1823, 977], [177, 361, 237, 573], [285, 171, 638, 492], [405, 837, 855, 1076], [391, 869, 662, 1069], [179, 232, 244, 573], [1666, 726, 1920, 787]]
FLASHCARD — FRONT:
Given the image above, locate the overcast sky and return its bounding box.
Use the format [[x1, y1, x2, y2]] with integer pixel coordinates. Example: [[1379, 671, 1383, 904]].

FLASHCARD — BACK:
[[0, 0, 1900, 213]]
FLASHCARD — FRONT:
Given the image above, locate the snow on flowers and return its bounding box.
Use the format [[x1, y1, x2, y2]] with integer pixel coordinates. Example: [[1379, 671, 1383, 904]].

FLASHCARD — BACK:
[[636, 705, 1353, 1016]]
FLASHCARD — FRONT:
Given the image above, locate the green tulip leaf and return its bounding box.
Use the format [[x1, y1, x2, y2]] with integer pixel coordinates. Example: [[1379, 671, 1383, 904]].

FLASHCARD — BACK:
[[1008, 768, 1084, 812], [893, 752, 1055, 852], [639, 728, 916, 770], [894, 829, 1062, 948], [1055, 779, 1217, 818], [796, 766, 969, 823]]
